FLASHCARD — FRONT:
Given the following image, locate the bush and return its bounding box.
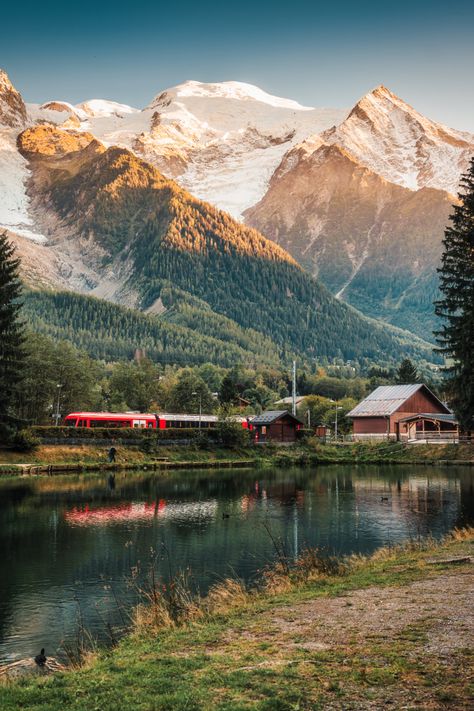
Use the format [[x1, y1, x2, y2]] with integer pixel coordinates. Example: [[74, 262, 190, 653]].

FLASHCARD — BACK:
[[31, 425, 214, 442], [216, 419, 250, 446], [11, 428, 40, 452]]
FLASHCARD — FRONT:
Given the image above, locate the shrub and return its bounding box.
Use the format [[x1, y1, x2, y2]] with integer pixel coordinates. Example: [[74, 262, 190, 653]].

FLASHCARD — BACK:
[[215, 419, 251, 446], [11, 428, 40, 452], [31, 425, 216, 443]]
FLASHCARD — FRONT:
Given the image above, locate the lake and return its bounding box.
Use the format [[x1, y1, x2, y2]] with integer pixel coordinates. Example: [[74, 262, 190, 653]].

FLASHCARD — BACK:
[[0, 464, 473, 663]]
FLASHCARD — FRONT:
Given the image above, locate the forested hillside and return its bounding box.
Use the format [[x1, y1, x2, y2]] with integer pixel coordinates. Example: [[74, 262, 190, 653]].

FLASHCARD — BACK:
[[22, 290, 285, 366], [16, 127, 438, 366]]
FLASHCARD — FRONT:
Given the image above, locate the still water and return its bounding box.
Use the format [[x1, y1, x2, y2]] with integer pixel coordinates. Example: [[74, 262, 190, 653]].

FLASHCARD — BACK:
[[0, 465, 473, 663]]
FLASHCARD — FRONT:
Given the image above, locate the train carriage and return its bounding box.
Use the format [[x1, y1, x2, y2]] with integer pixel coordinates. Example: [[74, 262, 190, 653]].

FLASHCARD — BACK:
[[64, 412, 252, 429], [64, 412, 158, 428]]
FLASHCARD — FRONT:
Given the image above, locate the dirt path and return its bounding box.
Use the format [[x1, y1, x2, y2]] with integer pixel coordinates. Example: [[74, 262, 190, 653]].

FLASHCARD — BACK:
[[216, 564, 474, 709], [268, 569, 474, 656]]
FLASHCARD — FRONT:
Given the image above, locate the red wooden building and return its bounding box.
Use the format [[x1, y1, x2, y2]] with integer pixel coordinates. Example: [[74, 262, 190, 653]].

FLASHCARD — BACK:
[[251, 410, 303, 443], [347, 384, 455, 441]]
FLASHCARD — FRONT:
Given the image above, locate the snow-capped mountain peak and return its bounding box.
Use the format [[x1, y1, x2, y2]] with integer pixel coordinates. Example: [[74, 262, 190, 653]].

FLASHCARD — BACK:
[[76, 99, 139, 118], [136, 80, 346, 218], [149, 79, 315, 111], [321, 84, 474, 193]]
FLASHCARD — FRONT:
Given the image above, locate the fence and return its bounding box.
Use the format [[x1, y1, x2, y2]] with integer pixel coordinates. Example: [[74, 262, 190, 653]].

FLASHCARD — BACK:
[[411, 431, 470, 443], [321, 432, 472, 444]]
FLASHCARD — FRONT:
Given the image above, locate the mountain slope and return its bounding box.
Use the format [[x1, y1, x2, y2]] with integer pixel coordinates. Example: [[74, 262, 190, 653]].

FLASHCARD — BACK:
[[245, 141, 454, 339], [16, 123, 434, 364], [22, 289, 285, 366], [26, 79, 346, 220], [245, 87, 473, 341]]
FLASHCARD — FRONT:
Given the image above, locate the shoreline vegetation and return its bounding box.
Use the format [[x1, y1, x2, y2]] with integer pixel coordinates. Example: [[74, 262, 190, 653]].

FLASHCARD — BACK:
[[0, 440, 473, 475], [1, 527, 472, 709]]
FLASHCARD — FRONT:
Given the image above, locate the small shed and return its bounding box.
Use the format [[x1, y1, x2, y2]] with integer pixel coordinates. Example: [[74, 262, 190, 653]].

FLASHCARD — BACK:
[[251, 410, 303, 443], [347, 384, 452, 441]]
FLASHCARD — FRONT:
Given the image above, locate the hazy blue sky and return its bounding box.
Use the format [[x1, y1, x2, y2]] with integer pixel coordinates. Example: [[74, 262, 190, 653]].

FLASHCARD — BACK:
[[3, 0, 474, 130]]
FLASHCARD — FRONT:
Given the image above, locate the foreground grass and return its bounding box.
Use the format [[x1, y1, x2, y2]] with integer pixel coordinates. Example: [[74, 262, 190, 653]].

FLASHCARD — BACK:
[[1, 529, 473, 710]]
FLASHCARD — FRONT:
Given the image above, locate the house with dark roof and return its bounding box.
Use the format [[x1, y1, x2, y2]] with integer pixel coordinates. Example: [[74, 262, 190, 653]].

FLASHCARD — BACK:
[[347, 384, 457, 441], [250, 410, 303, 443]]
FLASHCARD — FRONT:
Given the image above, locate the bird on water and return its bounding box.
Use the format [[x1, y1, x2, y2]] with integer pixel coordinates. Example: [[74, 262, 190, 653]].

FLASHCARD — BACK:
[[34, 648, 47, 667]]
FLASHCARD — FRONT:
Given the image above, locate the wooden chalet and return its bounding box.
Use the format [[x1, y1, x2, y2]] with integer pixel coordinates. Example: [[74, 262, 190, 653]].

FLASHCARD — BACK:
[[347, 384, 457, 441], [251, 410, 303, 443]]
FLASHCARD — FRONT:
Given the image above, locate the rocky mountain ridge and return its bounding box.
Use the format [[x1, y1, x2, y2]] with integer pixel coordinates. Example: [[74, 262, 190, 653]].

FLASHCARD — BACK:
[[10, 121, 429, 365], [1, 69, 473, 344]]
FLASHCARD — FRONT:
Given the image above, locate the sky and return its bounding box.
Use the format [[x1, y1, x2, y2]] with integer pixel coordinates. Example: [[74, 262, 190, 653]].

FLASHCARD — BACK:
[[2, 0, 474, 131]]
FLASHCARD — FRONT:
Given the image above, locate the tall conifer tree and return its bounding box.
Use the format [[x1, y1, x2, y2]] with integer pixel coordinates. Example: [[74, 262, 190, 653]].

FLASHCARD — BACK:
[[396, 358, 419, 384], [435, 158, 474, 432], [0, 232, 25, 439]]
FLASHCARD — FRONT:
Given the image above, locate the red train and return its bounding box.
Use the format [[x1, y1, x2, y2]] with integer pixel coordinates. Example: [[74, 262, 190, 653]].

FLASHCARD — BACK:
[[64, 412, 251, 429]]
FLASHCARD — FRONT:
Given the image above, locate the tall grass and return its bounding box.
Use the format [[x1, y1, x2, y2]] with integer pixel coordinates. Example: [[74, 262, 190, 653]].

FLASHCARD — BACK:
[[133, 525, 474, 634]]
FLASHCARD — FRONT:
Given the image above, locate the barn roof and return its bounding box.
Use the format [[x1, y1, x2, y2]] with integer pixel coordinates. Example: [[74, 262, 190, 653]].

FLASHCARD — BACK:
[[398, 412, 457, 424], [251, 410, 302, 425], [347, 384, 449, 418]]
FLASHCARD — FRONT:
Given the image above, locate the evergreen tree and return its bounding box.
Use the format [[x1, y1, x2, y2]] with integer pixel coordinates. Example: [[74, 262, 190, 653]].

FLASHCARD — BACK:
[[0, 233, 25, 440], [219, 372, 240, 404], [435, 157, 474, 432], [396, 358, 419, 384]]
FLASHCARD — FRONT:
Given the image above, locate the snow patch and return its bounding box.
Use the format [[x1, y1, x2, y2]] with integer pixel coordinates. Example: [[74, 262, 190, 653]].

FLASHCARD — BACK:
[[150, 80, 315, 111], [0, 128, 46, 243], [76, 99, 139, 118]]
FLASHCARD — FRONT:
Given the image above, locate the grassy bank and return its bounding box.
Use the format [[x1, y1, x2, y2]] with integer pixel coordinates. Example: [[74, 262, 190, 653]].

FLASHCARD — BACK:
[[0, 440, 473, 474], [0, 444, 259, 473], [306, 439, 474, 465], [1, 529, 473, 710]]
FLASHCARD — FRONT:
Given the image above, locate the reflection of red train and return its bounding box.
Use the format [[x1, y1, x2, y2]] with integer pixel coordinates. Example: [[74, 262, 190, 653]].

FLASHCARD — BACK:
[[64, 412, 251, 430]]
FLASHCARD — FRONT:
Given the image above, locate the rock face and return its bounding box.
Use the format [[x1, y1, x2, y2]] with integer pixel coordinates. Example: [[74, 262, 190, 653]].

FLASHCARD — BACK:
[[245, 87, 474, 340], [0, 69, 27, 127]]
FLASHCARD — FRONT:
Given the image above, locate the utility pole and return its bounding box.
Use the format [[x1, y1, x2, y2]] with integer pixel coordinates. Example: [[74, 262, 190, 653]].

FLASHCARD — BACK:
[[54, 384, 62, 426], [292, 360, 296, 416], [334, 402, 342, 440]]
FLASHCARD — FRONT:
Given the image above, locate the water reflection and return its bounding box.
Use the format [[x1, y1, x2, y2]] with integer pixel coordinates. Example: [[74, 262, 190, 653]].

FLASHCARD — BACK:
[[0, 465, 472, 663]]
